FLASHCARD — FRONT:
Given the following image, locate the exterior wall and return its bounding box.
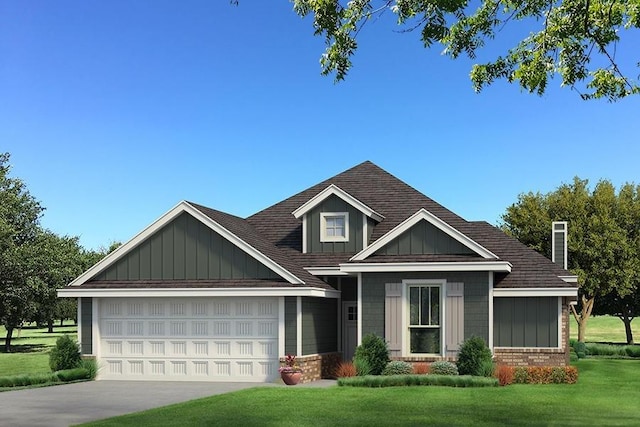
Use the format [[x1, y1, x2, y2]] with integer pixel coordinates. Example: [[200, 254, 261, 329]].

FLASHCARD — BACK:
[[94, 212, 280, 281], [493, 299, 570, 367], [284, 297, 297, 355], [280, 353, 341, 383], [361, 272, 489, 344], [375, 220, 476, 256], [302, 297, 338, 355], [307, 195, 364, 253], [494, 297, 559, 347], [80, 297, 93, 355]]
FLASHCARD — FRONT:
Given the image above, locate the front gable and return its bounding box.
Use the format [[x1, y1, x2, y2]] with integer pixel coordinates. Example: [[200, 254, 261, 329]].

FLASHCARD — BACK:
[[93, 212, 281, 282]]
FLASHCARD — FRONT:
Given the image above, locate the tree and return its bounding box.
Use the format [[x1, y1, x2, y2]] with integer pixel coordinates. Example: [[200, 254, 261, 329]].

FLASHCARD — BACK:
[[595, 288, 640, 344], [290, 0, 640, 101], [502, 178, 640, 342], [0, 153, 44, 352]]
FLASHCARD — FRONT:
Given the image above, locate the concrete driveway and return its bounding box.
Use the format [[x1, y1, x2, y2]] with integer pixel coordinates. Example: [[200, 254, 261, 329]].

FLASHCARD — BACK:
[[0, 380, 278, 426]]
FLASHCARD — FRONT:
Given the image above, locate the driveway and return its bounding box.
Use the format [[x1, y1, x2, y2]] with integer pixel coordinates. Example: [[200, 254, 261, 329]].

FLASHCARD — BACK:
[[0, 381, 279, 426]]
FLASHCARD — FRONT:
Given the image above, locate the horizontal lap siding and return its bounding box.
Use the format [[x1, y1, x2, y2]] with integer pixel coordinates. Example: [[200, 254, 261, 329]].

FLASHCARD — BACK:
[[494, 297, 559, 347], [94, 212, 280, 281]]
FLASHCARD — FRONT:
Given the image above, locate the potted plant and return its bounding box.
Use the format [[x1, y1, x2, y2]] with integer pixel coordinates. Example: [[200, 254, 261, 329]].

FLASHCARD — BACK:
[[279, 354, 303, 385]]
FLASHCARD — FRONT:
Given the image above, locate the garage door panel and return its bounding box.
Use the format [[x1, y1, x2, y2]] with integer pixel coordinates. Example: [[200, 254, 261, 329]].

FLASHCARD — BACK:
[[98, 297, 279, 382]]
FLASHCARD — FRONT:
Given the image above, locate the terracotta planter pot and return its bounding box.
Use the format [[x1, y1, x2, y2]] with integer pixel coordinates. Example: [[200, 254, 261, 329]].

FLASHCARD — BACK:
[[280, 371, 302, 385]]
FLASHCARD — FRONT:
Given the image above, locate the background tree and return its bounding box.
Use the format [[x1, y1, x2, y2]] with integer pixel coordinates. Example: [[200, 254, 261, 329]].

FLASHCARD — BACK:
[[594, 288, 640, 344], [290, 0, 640, 101], [502, 178, 640, 342]]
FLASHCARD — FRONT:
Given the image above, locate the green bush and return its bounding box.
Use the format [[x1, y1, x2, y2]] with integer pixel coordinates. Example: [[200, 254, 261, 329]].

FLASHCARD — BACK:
[[513, 367, 529, 384], [574, 341, 587, 359], [81, 358, 99, 379], [457, 336, 493, 376], [585, 343, 626, 357], [353, 334, 389, 376], [49, 335, 81, 371], [353, 356, 372, 376], [478, 359, 495, 378], [55, 368, 90, 382], [382, 361, 413, 376], [338, 374, 497, 388], [430, 361, 458, 376], [550, 367, 567, 384], [625, 346, 640, 358]]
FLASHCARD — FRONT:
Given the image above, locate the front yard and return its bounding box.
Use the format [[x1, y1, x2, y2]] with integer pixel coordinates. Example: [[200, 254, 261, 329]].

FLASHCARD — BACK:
[[83, 359, 639, 426]]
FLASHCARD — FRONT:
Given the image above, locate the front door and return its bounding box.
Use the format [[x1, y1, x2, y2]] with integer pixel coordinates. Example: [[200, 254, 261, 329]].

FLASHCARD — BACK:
[[342, 302, 358, 361]]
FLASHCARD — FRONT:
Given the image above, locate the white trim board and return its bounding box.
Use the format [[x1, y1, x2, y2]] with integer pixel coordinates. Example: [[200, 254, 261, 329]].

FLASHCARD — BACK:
[[492, 287, 578, 297], [58, 287, 340, 298], [351, 208, 499, 261], [303, 267, 348, 276], [340, 261, 512, 273], [67, 201, 304, 287], [292, 184, 384, 222]]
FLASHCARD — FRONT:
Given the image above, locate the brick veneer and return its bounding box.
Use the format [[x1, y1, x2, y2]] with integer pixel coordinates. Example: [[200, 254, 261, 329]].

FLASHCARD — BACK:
[[493, 299, 571, 367], [280, 353, 342, 383]]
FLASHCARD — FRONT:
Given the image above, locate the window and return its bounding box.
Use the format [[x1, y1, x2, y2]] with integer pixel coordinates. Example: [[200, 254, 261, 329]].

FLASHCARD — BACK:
[[408, 285, 441, 354], [320, 212, 349, 242]]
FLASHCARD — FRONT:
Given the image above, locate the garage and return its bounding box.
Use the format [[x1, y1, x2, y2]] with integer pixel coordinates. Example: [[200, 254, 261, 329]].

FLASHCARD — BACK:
[[97, 296, 280, 382]]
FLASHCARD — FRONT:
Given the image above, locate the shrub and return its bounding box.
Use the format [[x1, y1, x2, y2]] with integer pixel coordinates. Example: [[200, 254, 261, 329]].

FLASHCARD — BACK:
[[81, 358, 98, 380], [513, 367, 529, 384], [353, 334, 390, 375], [430, 361, 458, 376], [49, 335, 81, 372], [585, 343, 626, 357], [456, 336, 493, 376], [334, 361, 357, 378], [353, 356, 372, 376], [338, 374, 497, 388], [528, 367, 553, 384], [478, 359, 495, 378], [550, 367, 567, 384], [574, 341, 587, 359], [382, 361, 413, 376], [495, 365, 514, 386], [412, 362, 430, 375], [625, 346, 640, 358], [55, 368, 91, 382], [565, 366, 579, 384]]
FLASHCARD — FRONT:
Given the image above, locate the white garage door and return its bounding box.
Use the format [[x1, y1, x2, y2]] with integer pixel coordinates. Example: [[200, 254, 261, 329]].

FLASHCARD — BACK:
[[98, 297, 280, 382]]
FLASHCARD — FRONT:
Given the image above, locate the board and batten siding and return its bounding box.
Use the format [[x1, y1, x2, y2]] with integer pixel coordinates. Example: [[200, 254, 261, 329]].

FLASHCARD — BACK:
[[362, 272, 489, 344], [306, 195, 364, 253], [494, 297, 559, 348], [284, 297, 297, 355], [302, 298, 338, 355], [80, 297, 93, 354], [93, 212, 281, 281], [375, 220, 477, 256]]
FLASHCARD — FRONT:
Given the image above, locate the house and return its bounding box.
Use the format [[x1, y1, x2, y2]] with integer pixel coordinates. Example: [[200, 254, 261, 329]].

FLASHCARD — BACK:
[[58, 161, 578, 382]]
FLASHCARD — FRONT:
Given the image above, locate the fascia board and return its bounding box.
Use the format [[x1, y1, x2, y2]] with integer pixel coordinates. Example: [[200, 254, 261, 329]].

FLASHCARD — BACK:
[[303, 267, 349, 276], [351, 208, 498, 261], [292, 184, 384, 222], [339, 261, 512, 273], [57, 287, 340, 298], [492, 287, 579, 297]]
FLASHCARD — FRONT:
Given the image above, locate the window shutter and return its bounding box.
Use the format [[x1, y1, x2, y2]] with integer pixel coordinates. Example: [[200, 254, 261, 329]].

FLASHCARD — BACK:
[[385, 283, 403, 357], [445, 282, 464, 354]]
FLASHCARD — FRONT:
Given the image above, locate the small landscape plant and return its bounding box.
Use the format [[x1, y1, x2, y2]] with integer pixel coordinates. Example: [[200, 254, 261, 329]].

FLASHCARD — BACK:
[[279, 354, 302, 373], [573, 341, 587, 359], [353, 355, 372, 376], [412, 362, 429, 375], [334, 361, 357, 378], [49, 335, 81, 372], [382, 360, 413, 376], [456, 336, 493, 376], [495, 365, 514, 386], [429, 361, 458, 376], [478, 359, 495, 378], [509, 366, 578, 384], [353, 334, 389, 375], [338, 374, 497, 388]]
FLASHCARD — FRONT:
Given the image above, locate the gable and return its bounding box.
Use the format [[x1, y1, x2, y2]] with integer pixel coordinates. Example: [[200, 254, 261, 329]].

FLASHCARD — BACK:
[[374, 219, 478, 256], [306, 194, 366, 253], [91, 212, 281, 282]]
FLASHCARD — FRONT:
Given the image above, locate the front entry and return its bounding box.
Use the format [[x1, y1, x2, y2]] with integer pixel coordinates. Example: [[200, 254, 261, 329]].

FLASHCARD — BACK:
[[342, 302, 358, 361]]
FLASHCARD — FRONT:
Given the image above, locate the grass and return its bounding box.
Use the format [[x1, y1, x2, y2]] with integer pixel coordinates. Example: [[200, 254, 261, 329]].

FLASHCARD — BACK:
[[82, 359, 640, 426], [570, 315, 639, 343], [0, 324, 77, 376]]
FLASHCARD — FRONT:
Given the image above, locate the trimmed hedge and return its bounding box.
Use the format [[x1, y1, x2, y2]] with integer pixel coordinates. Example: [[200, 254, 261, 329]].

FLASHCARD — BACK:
[[338, 374, 498, 388], [0, 367, 93, 389], [498, 366, 578, 385]]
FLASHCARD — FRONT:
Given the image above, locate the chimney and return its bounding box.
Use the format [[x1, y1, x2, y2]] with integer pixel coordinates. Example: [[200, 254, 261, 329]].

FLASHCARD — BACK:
[[552, 221, 568, 269]]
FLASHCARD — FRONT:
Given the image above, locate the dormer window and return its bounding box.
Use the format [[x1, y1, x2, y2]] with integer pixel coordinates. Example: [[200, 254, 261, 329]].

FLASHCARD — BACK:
[[321, 212, 349, 242]]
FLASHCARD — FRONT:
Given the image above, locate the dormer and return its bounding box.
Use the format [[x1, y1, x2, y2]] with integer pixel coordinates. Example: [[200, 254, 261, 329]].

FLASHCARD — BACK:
[[292, 184, 384, 254]]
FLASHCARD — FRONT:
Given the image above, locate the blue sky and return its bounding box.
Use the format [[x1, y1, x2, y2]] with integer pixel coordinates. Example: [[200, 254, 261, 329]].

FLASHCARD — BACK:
[[2, 1, 639, 251]]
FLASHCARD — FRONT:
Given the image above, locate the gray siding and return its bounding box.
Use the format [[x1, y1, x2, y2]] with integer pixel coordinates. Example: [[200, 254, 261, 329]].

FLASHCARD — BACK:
[[94, 212, 280, 281], [80, 298, 92, 354], [494, 297, 559, 347], [362, 272, 489, 343], [307, 195, 364, 253], [302, 297, 338, 354], [376, 220, 476, 256], [284, 297, 297, 355]]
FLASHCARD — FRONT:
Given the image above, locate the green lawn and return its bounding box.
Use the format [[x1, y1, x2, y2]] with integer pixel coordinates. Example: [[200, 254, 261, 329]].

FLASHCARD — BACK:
[[0, 325, 77, 376], [83, 359, 639, 427], [570, 315, 639, 343]]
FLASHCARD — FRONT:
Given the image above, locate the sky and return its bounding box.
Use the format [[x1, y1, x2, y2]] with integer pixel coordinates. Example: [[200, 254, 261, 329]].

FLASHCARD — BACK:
[[1, 1, 639, 251]]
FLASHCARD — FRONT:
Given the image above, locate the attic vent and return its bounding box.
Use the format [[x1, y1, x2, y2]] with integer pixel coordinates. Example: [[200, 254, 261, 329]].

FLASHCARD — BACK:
[[552, 221, 568, 269]]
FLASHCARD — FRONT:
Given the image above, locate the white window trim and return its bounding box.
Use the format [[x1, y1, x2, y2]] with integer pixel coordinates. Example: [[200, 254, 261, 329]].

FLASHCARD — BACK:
[[320, 212, 349, 243], [402, 279, 446, 357]]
